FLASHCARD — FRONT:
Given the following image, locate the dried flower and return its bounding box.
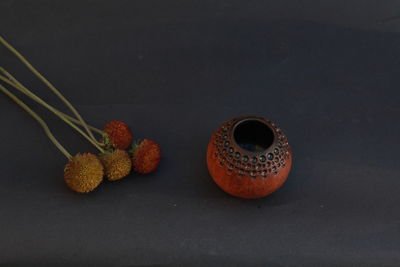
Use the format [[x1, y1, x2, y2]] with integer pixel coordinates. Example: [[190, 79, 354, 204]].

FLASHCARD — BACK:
[[132, 139, 161, 174], [100, 149, 132, 181], [103, 120, 133, 150], [64, 153, 104, 193]]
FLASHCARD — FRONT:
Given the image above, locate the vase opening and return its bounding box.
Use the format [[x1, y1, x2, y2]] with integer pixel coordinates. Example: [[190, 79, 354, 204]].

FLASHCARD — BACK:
[[233, 119, 274, 152]]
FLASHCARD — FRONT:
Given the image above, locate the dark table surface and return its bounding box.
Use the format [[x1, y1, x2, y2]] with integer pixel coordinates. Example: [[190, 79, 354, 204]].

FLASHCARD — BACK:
[[1, 1, 400, 266]]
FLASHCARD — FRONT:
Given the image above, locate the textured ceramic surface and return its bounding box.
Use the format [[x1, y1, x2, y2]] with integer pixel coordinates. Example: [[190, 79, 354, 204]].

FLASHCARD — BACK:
[[207, 116, 292, 199]]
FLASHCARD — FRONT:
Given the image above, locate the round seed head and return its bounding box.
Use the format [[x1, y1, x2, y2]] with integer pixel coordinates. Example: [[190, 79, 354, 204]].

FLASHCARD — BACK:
[[100, 149, 132, 181], [132, 139, 161, 174], [103, 120, 133, 150], [64, 153, 104, 193]]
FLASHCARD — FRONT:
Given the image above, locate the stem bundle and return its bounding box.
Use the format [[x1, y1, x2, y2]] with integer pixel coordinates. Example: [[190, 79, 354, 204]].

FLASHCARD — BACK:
[[0, 36, 105, 156]]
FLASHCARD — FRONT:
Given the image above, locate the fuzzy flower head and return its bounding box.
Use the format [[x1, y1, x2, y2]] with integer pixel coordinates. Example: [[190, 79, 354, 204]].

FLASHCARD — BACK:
[[132, 139, 161, 174], [103, 120, 133, 150], [64, 153, 104, 193], [100, 149, 132, 181]]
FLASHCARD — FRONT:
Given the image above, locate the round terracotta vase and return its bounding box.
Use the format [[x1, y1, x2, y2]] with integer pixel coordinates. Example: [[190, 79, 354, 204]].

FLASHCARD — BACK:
[[207, 116, 292, 199]]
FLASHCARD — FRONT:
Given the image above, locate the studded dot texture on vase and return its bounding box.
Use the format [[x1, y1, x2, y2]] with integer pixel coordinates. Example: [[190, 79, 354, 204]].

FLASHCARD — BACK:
[[206, 116, 293, 199]]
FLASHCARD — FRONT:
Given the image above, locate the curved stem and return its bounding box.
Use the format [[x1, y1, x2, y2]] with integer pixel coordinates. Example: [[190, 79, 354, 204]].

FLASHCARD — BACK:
[[0, 84, 72, 159], [0, 69, 104, 135], [0, 36, 97, 144], [57, 112, 104, 135], [0, 73, 105, 153], [0, 70, 103, 135]]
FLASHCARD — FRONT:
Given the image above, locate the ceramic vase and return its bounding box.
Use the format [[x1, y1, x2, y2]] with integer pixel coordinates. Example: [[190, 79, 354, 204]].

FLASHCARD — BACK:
[[207, 116, 292, 199]]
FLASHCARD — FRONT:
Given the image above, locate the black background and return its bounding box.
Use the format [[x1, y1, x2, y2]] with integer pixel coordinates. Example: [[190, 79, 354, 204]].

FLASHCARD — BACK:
[[1, 1, 400, 266]]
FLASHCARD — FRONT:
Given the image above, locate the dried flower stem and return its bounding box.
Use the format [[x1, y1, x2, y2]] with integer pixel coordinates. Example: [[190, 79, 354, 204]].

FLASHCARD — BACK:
[[0, 71, 105, 153], [0, 36, 99, 145], [0, 69, 103, 135], [55, 110, 104, 135], [0, 84, 72, 159]]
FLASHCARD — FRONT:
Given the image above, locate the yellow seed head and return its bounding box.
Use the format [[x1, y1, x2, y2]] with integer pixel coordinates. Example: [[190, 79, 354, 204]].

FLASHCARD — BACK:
[[64, 153, 104, 193], [100, 149, 132, 181]]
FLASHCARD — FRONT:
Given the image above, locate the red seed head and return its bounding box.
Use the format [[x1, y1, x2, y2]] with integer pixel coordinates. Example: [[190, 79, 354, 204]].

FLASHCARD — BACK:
[[132, 139, 161, 174], [103, 120, 133, 150]]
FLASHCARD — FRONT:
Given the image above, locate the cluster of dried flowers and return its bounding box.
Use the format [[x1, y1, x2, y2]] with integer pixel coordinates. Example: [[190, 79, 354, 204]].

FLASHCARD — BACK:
[[0, 36, 161, 193]]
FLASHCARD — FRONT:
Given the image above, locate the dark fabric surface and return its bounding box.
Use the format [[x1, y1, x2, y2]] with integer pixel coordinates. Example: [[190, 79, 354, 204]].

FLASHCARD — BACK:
[[1, 1, 399, 266]]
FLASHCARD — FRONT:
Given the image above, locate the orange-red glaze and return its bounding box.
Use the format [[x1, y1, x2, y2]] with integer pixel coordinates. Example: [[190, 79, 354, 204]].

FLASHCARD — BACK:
[[206, 124, 292, 199]]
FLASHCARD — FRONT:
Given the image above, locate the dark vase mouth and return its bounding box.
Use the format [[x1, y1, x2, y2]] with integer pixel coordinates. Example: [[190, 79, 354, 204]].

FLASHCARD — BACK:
[[232, 118, 275, 153]]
